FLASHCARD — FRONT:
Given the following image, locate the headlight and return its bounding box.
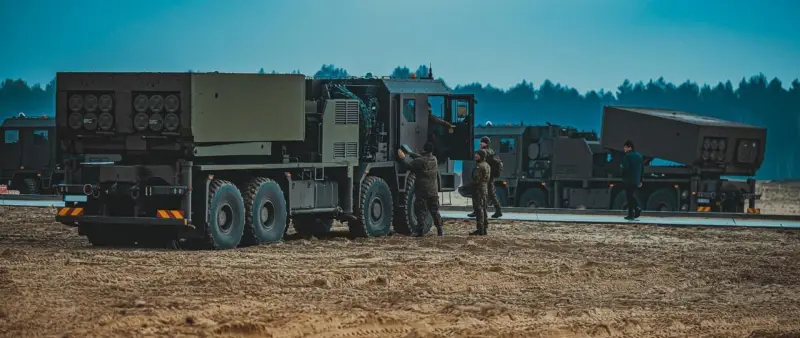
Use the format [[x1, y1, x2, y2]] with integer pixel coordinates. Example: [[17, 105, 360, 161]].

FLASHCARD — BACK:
[[149, 113, 164, 131], [68, 112, 83, 130], [98, 112, 114, 131], [164, 113, 180, 131], [84, 95, 98, 112], [133, 112, 149, 131], [83, 112, 98, 131], [165, 95, 180, 113], [710, 139, 718, 150], [717, 150, 725, 161], [98, 94, 113, 112], [149, 95, 164, 113], [703, 138, 711, 149], [709, 152, 717, 161], [69, 95, 83, 112], [718, 140, 726, 151], [134, 94, 149, 113], [681, 190, 688, 199], [702, 150, 709, 160]]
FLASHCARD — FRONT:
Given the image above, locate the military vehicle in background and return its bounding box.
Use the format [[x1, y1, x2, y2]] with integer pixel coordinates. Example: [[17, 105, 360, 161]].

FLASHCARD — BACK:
[[459, 106, 766, 213], [0, 113, 64, 194], [53, 71, 475, 248]]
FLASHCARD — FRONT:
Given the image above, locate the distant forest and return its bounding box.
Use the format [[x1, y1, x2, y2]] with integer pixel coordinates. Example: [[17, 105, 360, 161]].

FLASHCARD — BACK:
[[1, 64, 798, 179]]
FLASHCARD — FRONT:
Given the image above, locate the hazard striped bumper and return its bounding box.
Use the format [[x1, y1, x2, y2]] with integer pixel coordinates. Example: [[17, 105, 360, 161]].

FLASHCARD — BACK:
[[55, 207, 188, 227]]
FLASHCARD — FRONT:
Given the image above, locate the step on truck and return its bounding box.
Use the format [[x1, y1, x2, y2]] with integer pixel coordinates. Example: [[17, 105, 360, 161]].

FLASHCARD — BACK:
[[54, 71, 475, 248], [459, 105, 766, 213]]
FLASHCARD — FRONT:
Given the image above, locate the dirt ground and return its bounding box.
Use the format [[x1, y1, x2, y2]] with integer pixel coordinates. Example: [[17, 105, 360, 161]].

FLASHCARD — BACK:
[[1, 183, 800, 337]]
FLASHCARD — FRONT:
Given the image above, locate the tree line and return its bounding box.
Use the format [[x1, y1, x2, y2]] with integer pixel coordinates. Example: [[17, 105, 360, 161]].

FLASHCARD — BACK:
[[1, 65, 798, 179]]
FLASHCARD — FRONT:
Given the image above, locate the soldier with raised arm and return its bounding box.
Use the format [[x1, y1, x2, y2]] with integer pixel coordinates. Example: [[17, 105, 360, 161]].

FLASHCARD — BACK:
[[397, 142, 445, 237]]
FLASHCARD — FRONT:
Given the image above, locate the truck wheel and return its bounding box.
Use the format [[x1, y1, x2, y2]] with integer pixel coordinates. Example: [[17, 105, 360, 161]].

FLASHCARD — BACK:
[[20, 178, 40, 195], [349, 176, 392, 238], [204, 179, 246, 250], [241, 177, 287, 246], [646, 188, 677, 211], [293, 216, 333, 238], [517, 188, 547, 208], [393, 173, 433, 236]]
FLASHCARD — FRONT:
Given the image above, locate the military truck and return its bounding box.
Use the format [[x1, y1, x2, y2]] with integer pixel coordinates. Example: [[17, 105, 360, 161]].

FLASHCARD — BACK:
[[0, 113, 64, 194], [53, 71, 475, 248], [459, 105, 765, 213]]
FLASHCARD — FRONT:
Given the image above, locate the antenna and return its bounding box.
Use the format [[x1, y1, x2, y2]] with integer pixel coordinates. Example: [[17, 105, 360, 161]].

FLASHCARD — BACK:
[[428, 63, 433, 79]]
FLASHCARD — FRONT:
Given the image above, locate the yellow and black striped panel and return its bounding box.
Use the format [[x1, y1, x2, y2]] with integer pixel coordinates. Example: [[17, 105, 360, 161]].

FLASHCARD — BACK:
[[696, 206, 711, 212], [747, 208, 761, 214], [57, 207, 84, 216], [157, 210, 185, 219]]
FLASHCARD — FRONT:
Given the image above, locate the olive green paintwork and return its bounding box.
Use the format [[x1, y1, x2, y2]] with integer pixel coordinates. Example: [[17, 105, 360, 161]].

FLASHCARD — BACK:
[[320, 99, 360, 165], [189, 73, 306, 143]]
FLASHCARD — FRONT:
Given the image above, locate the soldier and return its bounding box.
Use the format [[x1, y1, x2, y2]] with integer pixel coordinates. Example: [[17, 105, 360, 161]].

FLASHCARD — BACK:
[[427, 103, 454, 155], [466, 149, 491, 235], [397, 142, 445, 237], [468, 136, 503, 218], [621, 140, 644, 220]]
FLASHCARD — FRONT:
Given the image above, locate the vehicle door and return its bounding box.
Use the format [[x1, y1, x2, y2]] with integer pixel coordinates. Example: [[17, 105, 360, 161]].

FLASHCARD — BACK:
[[442, 94, 475, 160]]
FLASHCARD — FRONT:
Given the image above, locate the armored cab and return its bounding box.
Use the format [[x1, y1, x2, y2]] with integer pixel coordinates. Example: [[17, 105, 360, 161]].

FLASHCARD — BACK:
[[601, 106, 766, 176], [0, 114, 62, 193]]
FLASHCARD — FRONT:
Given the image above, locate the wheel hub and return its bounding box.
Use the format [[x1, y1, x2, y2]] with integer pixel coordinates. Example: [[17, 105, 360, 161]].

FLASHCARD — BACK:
[[218, 203, 233, 233], [370, 197, 383, 221], [260, 201, 275, 229]]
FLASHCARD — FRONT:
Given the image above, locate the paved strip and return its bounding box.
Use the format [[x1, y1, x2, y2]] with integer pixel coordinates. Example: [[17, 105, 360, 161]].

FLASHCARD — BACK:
[[440, 211, 800, 229]]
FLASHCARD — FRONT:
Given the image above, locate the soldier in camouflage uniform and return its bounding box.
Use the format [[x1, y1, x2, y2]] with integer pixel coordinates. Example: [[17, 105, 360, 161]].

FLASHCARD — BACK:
[[397, 142, 444, 237], [468, 136, 503, 219], [467, 149, 491, 236]]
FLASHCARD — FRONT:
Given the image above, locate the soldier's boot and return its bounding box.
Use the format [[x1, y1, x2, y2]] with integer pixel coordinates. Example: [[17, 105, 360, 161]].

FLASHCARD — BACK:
[[634, 207, 642, 219], [467, 212, 476, 218], [469, 228, 482, 236], [491, 207, 503, 219], [436, 226, 444, 237]]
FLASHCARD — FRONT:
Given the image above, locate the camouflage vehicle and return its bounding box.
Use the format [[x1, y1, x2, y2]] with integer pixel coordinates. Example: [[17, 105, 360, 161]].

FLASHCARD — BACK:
[[0, 114, 64, 194], [53, 71, 475, 248], [459, 105, 765, 213]]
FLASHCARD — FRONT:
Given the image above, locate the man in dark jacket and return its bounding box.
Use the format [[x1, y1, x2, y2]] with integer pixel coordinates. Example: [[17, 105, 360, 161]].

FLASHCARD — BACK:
[[621, 140, 644, 220], [466, 149, 491, 235], [397, 142, 444, 236], [467, 136, 503, 218]]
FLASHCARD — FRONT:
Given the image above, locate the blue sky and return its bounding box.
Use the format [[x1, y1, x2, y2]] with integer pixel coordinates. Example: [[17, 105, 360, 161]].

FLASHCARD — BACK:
[[1, 0, 798, 92]]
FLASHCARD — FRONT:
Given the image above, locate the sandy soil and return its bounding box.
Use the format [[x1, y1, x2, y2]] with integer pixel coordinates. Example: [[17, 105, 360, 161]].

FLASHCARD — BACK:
[[2, 204, 800, 338]]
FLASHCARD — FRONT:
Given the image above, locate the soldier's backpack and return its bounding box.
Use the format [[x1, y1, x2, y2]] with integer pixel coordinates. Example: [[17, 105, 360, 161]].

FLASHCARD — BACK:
[[488, 152, 503, 178]]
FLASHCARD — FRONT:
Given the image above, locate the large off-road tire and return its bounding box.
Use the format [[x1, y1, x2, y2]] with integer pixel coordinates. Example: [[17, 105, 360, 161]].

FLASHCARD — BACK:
[[20, 178, 40, 195], [646, 188, 677, 211], [393, 173, 433, 236], [517, 188, 547, 208], [293, 216, 334, 238], [82, 223, 136, 247], [241, 177, 287, 246], [203, 179, 246, 250], [348, 176, 393, 238]]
